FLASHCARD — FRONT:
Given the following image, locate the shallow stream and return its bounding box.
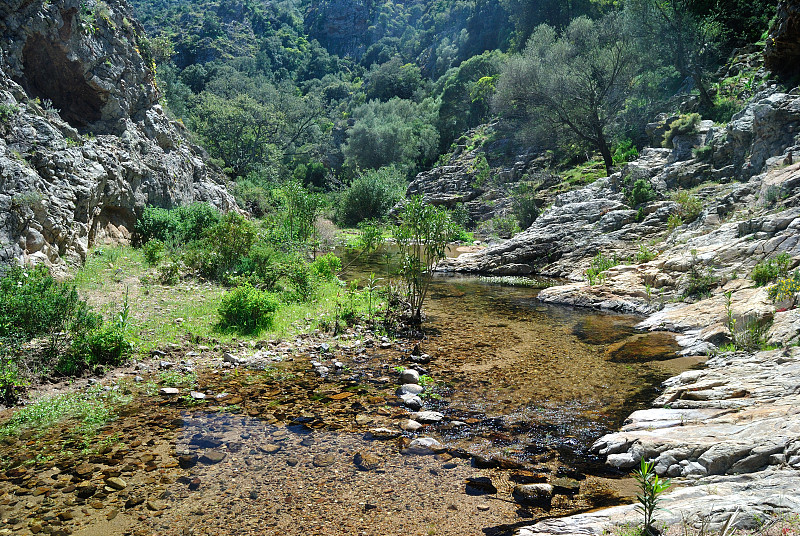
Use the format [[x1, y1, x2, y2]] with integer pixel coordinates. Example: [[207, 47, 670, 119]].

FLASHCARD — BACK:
[[0, 246, 697, 536]]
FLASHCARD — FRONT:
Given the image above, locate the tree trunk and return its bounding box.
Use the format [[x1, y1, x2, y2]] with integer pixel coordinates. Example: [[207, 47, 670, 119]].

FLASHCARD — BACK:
[[597, 134, 614, 176], [692, 67, 714, 110]]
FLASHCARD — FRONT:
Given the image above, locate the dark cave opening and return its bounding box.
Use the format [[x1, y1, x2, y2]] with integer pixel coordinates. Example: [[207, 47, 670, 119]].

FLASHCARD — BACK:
[[21, 34, 107, 129]]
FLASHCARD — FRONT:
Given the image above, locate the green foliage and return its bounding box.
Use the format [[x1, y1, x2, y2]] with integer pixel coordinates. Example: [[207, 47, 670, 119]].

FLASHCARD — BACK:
[[586, 252, 618, 285], [624, 177, 656, 207], [633, 458, 671, 535], [612, 139, 639, 166], [663, 113, 701, 148], [671, 190, 703, 224], [635, 244, 658, 263], [752, 253, 793, 287], [0, 103, 19, 123], [311, 253, 341, 282], [135, 203, 221, 245], [684, 249, 717, 298], [494, 13, 637, 173], [365, 57, 423, 101], [61, 324, 131, 375], [343, 97, 440, 173], [217, 284, 278, 334], [667, 213, 683, 230], [394, 197, 458, 323], [470, 154, 491, 188], [335, 167, 406, 226], [142, 239, 166, 266], [0, 265, 100, 348], [0, 359, 26, 406]]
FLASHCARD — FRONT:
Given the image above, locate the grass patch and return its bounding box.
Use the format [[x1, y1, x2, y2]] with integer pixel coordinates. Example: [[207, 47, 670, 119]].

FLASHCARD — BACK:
[[0, 384, 130, 440], [558, 159, 606, 190]]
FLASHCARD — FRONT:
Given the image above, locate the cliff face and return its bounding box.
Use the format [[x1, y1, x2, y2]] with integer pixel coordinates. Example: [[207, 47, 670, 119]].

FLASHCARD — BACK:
[[765, 0, 800, 77], [0, 0, 236, 272]]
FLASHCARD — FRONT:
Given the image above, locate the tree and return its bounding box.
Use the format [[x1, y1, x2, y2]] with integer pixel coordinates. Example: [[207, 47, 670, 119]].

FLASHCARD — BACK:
[[343, 97, 440, 173], [393, 197, 458, 324], [624, 0, 723, 110], [494, 13, 638, 174]]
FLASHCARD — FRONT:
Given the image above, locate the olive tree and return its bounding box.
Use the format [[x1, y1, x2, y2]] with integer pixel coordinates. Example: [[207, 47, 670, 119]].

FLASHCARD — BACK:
[[493, 13, 637, 175]]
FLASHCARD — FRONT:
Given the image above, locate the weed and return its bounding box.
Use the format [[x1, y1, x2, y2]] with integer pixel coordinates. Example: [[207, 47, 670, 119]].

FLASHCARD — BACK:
[[636, 244, 658, 263], [663, 113, 701, 148], [751, 252, 792, 286], [768, 269, 800, 304], [671, 190, 703, 224], [218, 283, 278, 334], [586, 252, 618, 285], [684, 250, 717, 299], [634, 458, 671, 536]]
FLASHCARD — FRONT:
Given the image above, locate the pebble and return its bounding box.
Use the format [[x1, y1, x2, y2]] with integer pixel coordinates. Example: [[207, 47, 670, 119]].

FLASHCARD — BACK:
[[105, 477, 126, 490], [367, 428, 401, 440], [401, 419, 423, 432], [260, 444, 282, 454], [312, 453, 336, 467], [189, 391, 206, 400], [354, 451, 382, 471], [159, 387, 180, 396], [403, 437, 443, 455], [400, 393, 423, 410], [411, 411, 444, 424], [512, 484, 554, 509], [396, 384, 424, 396], [200, 450, 226, 464]]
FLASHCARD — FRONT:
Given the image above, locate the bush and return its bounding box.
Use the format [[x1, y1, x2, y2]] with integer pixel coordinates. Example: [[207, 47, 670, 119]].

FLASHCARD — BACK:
[[663, 113, 701, 148], [612, 138, 639, 166], [635, 244, 658, 263], [511, 183, 540, 230], [142, 239, 166, 266], [586, 252, 618, 285], [0, 265, 100, 343], [0, 359, 26, 406], [218, 284, 278, 334], [625, 177, 656, 207], [61, 325, 132, 375], [311, 253, 341, 282], [135, 203, 221, 245], [672, 190, 703, 223], [335, 167, 406, 226], [752, 252, 793, 286]]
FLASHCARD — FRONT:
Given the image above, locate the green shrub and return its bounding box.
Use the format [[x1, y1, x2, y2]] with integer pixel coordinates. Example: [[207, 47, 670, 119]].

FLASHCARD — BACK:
[[667, 213, 683, 230], [512, 183, 540, 230], [752, 252, 793, 287], [0, 359, 26, 406], [0, 103, 19, 123], [311, 253, 341, 282], [0, 265, 100, 343], [218, 284, 278, 334], [612, 138, 639, 166], [671, 190, 703, 224], [61, 325, 131, 375], [158, 261, 180, 285], [663, 113, 701, 148], [586, 252, 618, 285], [335, 167, 405, 226], [142, 239, 166, 266], [684, 250, 717, 298], [184, 212, 257, 280], [135, 203, 220, 245], [285, 259, 315, 302], [635, 244, 658, 263], [625, 177, 656, 207]]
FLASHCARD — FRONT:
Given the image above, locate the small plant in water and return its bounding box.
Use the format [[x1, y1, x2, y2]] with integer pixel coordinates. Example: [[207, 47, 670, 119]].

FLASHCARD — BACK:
[[634, 458, 671, 536]]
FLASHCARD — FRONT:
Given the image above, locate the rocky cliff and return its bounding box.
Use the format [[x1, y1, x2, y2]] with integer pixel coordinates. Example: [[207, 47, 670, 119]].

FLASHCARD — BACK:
[[0, 0, 236, 272]]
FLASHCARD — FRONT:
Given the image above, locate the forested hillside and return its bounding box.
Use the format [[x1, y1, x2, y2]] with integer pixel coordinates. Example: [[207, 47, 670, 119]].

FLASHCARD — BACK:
[[129, 0, 778, 229]]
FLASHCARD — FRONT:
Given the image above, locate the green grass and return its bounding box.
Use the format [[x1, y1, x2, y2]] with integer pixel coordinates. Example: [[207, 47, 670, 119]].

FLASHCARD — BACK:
[[558, 159, 606, 191], [70, 245, 388, 354], [0, 384, 130, 440]]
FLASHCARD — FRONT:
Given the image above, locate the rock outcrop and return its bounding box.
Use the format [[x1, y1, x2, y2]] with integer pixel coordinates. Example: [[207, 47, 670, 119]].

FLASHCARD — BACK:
[[0, 0, 236, 272], [765, 0, 800, 77]]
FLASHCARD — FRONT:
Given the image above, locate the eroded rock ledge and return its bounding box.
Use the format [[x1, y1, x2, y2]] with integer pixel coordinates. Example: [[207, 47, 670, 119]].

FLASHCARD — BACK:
[[0, 0, 236, 272]]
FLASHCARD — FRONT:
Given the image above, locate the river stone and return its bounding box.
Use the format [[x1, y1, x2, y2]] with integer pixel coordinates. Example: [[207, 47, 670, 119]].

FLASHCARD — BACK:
[[367, 428, 401, 440], [159, 387, 180, 396], [411, 411, 444, 424], [465, 477, 497, 495], [178, 454, 198, 469], [401, 419, 424, 432], [260, 444, 282, 454], [354, 451, 382, 471], [313, 453, 336, 467], [400, 393, 424, 410], [200, 451, 226, 464], [399, 369, 419, 384], [104, 477, 126, 490], [397, 384, 424, 396], [403, 437, 444, 455], [513, 484, 554, 509]]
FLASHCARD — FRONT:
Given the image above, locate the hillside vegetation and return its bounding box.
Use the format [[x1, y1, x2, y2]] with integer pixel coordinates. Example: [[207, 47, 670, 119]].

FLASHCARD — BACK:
[[128, 0, 777, 230]]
